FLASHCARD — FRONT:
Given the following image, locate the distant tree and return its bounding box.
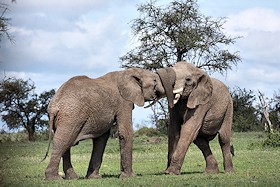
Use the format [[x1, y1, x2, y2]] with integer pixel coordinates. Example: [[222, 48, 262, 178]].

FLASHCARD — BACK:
[[270, 90, 280, 130], [120, 0, 241, 73], [0, 77, 55, 141], [149, 99, 168, 134], [258, 90, 274, 133], [231, 87, 261, 132]]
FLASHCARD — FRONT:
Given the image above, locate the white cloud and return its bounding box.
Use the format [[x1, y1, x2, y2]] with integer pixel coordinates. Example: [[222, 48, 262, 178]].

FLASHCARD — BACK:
[[225, 7, 280, 36]]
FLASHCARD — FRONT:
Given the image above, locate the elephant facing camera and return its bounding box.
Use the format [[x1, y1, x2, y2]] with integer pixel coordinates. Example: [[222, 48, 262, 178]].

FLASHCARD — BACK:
[[157, 61, 235, 175]]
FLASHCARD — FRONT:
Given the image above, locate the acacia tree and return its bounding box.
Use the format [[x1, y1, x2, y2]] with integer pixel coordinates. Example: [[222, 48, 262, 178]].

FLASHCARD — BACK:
[[120, 0, 241, 130], [0, 77, 55, 141], [120, 0, 241, 73]]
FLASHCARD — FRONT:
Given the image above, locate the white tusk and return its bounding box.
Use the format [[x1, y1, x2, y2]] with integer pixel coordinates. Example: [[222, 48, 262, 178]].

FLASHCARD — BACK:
[[173, 93, 181, 105], [173, 87, 184, 94]]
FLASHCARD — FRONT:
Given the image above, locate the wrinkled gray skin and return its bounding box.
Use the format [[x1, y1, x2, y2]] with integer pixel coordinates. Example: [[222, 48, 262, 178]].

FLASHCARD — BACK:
[[43, 68, 165, 180], [156, 61, 234, 175]]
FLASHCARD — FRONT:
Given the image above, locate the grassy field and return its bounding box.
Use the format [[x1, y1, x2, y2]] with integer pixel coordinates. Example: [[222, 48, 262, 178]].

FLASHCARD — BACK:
[[0, 132, 279, 187]]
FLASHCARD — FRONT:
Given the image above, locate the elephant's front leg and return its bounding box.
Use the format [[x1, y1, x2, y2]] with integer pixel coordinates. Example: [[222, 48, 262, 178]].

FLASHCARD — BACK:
[[117, 103, 136, 179], [86, 130, 110, 179], [167, 108, 183, 168], [165, 109, 203, 175]]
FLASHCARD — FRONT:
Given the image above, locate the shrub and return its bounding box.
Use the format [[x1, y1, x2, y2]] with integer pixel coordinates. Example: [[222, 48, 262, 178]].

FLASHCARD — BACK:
[[135, 127, 161, 137], [263, 131, 280, 148], [0, 132, 28, 143]]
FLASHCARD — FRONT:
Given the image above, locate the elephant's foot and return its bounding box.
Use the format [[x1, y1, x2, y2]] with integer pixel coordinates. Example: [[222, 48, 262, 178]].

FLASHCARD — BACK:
[[205, 167, 219, 174], [45, 173, 62, 180], [45, 168, 62, 180], [119, 171, 136, 179], [64, 168, 79, 180], [205, 158, 219, 174], [165, 166, 180, 175], [86, 172, 102, 179], [224, 167, 235, 174]]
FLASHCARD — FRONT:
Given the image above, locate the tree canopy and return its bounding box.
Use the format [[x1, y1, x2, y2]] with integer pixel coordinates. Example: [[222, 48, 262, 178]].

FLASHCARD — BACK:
[[120, 0, 241, 74], [231, 87, 261, 132], [0, 1, 15, 45], [0, 77, 55, 141]]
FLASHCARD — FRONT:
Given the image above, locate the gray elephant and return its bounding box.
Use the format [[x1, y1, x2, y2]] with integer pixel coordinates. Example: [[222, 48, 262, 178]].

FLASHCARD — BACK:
[[156, 61, 234, 175], [43, 68, 164, 180]]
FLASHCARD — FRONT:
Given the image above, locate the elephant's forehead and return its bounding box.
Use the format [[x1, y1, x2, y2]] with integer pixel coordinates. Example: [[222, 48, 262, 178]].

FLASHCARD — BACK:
[[174, 68, 192, 78]]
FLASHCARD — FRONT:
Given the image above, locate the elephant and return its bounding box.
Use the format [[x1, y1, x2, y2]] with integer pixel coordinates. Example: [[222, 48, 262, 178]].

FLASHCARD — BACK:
[[42, 68, 165, 180], [156, 61, 234, 175]]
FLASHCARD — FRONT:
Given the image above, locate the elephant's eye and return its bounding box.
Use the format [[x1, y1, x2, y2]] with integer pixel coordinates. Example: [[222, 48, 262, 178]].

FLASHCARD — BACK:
[[185, 77, 193, 86]]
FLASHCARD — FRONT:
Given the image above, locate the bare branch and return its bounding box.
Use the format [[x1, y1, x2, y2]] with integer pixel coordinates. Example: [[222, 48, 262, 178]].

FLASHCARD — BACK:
[[258, 90, 274, 133]]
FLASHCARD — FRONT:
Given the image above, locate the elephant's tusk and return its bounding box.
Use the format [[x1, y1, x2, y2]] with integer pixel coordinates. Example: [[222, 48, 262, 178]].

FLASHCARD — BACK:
[[173, 87, 184, 94], [173, 93, 181, 105]]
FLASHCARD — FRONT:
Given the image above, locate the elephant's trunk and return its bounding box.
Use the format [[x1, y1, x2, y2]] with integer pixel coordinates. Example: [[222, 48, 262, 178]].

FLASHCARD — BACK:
[[156, 68, 176, 108]]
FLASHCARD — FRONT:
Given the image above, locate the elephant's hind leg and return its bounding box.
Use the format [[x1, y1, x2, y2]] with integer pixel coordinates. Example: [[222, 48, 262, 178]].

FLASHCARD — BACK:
[[218, 132, 234, 173], [86, 130, 110, 179], [218, 105, 234, 173], [45, 124, 81, 180], [63, 149, 79, 179], [45, 137, 68, 180], [194, 137, 219, 173]]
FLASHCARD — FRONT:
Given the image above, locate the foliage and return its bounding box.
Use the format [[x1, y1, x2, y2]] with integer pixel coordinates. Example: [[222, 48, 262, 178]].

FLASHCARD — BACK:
[[0, 132, 280, 186], [0, 132, 28, 143], [0, 131, 49, 143], [0, 77, 55, 141], [149, 99, 169, 134], [0, 1, 15, 45], [120, 0, 241, 74], [135, 127, 162, 137], [263, 131, 280, 148], [231, 87, 261, 132], [269, 89, 280, 130]]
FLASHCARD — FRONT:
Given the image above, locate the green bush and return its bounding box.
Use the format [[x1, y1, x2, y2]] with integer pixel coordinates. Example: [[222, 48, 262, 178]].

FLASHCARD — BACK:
[[0, 131, 49, 143], [263, 131, 280, 148], [135, 127, 161, 137], [0, 132, 28, 143]]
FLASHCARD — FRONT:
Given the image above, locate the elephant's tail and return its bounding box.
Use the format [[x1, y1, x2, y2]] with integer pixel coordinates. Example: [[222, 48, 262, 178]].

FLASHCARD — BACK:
[[230, 144, 235, 156], [40, 110, 57, 163]]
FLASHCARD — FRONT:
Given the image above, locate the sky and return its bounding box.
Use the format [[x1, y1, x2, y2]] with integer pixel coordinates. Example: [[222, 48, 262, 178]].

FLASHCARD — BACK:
[[1, 0, 280, 130]]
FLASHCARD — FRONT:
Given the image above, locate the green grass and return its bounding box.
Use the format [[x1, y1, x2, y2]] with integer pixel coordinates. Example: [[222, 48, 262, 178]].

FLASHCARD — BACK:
[[0, 132, 279, 187]]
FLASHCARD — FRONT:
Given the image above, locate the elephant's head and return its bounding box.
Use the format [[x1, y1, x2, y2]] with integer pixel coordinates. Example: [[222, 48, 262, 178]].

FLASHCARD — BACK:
[[118, 68, 165, 107], [157, 61, 213, 109]]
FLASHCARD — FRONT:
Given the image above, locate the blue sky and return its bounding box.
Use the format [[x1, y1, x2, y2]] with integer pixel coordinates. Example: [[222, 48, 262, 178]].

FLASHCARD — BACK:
[[1, 0, 280, 129]]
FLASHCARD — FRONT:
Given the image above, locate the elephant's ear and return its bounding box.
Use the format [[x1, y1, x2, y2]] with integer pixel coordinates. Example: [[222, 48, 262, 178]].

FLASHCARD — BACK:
[[118, 69, 145, 107], [187, 71, 213, 109]]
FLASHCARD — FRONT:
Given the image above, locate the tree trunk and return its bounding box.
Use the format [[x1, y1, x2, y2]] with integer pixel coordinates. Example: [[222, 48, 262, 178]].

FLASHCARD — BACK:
[[151, 104, 159, 129], [258, 90, 273, 133], [27, 124, 36, 141]]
